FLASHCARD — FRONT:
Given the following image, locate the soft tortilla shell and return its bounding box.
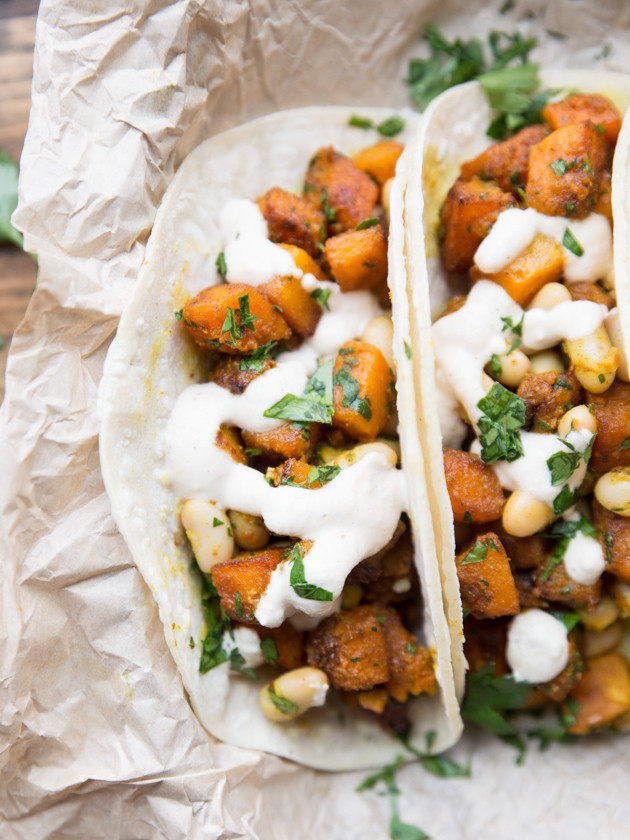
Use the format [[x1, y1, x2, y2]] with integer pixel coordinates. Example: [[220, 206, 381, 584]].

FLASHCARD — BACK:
[[99, 106, 462, 770]]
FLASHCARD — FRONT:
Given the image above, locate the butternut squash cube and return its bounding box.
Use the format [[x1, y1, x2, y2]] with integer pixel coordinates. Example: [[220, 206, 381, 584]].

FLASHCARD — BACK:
[[565, 653, 630, 734], [332, 340, 394, 442], [259, 275, 322, 337], [542, 93, 622, 145], [212, 548, 288, 623], [324, 225, 388, 292], [257, 187, 325, 257], [276, 243, 328, 282], [456, 533, 520, 620], [352, 139, 404, 186]]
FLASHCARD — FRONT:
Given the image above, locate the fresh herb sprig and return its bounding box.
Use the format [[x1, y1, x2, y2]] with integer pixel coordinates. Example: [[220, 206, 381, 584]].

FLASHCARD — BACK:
[[264, 359, 334, 425]]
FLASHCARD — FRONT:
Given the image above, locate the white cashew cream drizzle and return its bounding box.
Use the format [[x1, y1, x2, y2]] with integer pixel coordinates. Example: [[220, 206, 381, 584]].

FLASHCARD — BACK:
[[164, 199, 407, 628]]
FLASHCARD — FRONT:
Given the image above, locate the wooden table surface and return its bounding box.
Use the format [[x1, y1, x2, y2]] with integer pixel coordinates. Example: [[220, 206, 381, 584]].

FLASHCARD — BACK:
[[0, 0, 39, 404]]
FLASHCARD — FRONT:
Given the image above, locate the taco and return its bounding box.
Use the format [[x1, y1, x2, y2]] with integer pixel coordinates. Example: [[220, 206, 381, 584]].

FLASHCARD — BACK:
[[99, 107, 462, 770], [399, 69, 630, 731]]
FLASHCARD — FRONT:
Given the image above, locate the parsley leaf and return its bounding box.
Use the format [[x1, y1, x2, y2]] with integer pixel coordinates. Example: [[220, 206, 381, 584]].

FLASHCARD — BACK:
[[562, 228, 584, 256], [195, 560, 232, 674], [547, 447, 581, 486], [460, 538, 497, 565], [267, 684, 299, 716], [553, 485, 579, 516], [288, 543, 333, 601], [542, 515, 598, 581], [310, 287, 331, 310], [333, 354, 372, 420], [356, 217, 379, 230], [215, 251, 228, 279], [264, 359, 334, 424], [377, 116, 405, 138], [307, 464, 341, 485], [260, 636, 279, 665], [239, 340, 278, 372], [357, 757, 430, 840], [229, 647, 258, 681], [476, 382, 525, 464], [321, 187, 337, 223], [461, 664, 533, 736], [349, 115, 374, 129]]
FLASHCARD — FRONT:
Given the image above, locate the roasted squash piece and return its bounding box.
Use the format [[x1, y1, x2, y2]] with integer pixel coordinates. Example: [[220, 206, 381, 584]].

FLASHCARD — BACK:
[[456, 533, 520, 620], [568, 280, 614, 310], [215, 424, 248, 465], [496, 527, 552, 570], [384, 618, 437, 703], [182, 283, 291, 354], [270, 457, 337, 489], [473, 233, 565, 306], [211, 354, 275, 395], [539, 637, 584, 702], [440, 176, 516, 273], [259, 275, 322, 337], [532, 560, 601, 610], [525, 121, 609, 218], [542, 93, 622, 145], [255, 622, 305, 670], [443, 447, 506, 523], [460, 124, 548, 193], [352, 139, 404, 186], [241, 422, 321, 464], [564, 653, 630, 734], [332, 340, 395, 442], [324, 224, 388, 292], [257, 187, 325, 257], [276, 243, 328, 282], [592, 170, 613, 223], [212, 547, 288, 623], [517, 370, 582, 432], [585, 381, 630, 474], [592, 500, 630, 583], [463, 617, 510, 676], [304, 147, 379, 234]]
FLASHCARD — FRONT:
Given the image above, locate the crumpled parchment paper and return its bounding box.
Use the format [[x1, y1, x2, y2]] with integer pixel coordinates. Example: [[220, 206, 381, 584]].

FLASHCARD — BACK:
[[2, 1, 630, 837]]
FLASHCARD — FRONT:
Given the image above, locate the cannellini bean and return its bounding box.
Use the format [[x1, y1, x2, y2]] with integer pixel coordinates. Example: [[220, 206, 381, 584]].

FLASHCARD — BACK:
[[612, 581, 630, 618], [594, 467, 630, 517], [381, 177, 394, 213], [528, 350, 565, 374], [502, 490, 554, 537], [361, 314, 395, 369], [579, 595, 620, 632], [527, 282, 572, 311], [557, 405, 597, 439], [564, 324, 619, 393], [259, 667, 330, 722], [605, 309, 630, 382], [227, 510, 270, 550], [491, 348, 531, 388], [582, 621, 624, 659], [181, 499, 234, 572], [333, 440, 398, 470]]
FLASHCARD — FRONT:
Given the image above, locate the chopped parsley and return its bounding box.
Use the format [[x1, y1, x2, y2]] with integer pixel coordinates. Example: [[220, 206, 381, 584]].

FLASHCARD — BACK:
[[460, 538, 498, 565], [195, 559, 232, 674], [239, 340, 278, 372], [476, 382, 526, 464], [349, 115, 374, 130], [310, 287, 331, 309], [356, 217, 379, 230], [229, 647, 258, 681], [306, 464, 341, 486], [215, 251, 228, 279], [174, 309, 183, 320], [267, 684, 299, 716], [547, 446, 581, 487], [357, 757, 430, 840], [548, 611, 581, 633], [234, 590, 245, 618], [260, 636, 279, 665], [553, 485, 579, 516], [489, 353, 502, 378], [404, 341, 412, 359], [377, 116, 405, 137], [212, 517, 224, 527], [221, 293, 258, 346], [501, 314, 524, 336], [288, 543, 333, 602], [321, 187, 337, 223], [264, 359, 334, 424], [562, 228, 584, 257], [333, 352, 372, 421], [542, 514, 599, 581], [620, 437, 630, 451], [549, 158, 574, 177], [461, 664, 533, 738]]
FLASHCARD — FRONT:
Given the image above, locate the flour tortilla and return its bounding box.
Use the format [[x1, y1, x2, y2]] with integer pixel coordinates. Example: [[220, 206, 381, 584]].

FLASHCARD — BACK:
[[397, 70, 630, 696], [99, 106, 462, 770]]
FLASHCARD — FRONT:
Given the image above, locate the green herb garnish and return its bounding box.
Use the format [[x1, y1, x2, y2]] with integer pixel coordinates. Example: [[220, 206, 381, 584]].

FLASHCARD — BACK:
[[562, 228, 584, 257], [461, 664, 533, 737], [215, 251, 228, 279], [356, 218, 379, 230], [268, 685, 299, 716], [377, 116, 405, 137], [349, 115, 374, 129], [310, 287, 331, 309], [288, 543, 333, 602], [264, 359, 334, 425], [0, 150, 23, 248], [476, 382, 525, 464], [239, 340, 278, 372], [333, 353, 372, 421]]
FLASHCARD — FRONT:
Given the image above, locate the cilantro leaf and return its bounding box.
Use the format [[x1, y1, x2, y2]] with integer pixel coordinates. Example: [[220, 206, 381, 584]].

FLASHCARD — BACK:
[[260, 636, 279, 665], [310, 287, 331, 309], [264, 359, 334, 424], [476, 382, 525, 464], [349, 115, 374, 129], [547, 447, 581, 486], [356, 217, 379, 230], [377, 116, 405, 138], [553, 485, 578, 516], [562, 228, 584, 256], [267, 684, 299, 716], [288, 543, 333, 601], [460, 538, 497, 565], [461, 664, 533, 736], [239, 340, 278, 372], [333, 355, 372, 420], [0, 151, 23, 248], [229, 647, 258, 681], [307, 464, 341, 485], [215, 251, 228, 279]]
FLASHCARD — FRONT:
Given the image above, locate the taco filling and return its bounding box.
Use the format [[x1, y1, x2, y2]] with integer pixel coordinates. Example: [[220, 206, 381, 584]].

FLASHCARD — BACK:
[[432, 89, 630, 734], [164, 139, 440, 732]]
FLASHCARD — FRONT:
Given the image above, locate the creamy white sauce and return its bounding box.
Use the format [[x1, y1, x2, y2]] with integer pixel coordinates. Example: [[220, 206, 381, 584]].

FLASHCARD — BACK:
[[563, 529, 606, 586], [168, 203, 405, 627], [506, 609, 570, 684], [222, 626, 266, 669], [474, 207, 613, 284]]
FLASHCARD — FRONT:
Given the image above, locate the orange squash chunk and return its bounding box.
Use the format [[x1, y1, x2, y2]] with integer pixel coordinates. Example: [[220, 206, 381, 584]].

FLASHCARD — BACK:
[[352, 139, 404, 186], [592, 500, 630, 583], [304, 147, 379, 234], [324, 224, 388, 292], [384, 619, 436, 703], [276, 243, 328, 282], [270, 458, 334, 489], [456, 533, 520, 620], [255, 622, 305, 670], [332, 340, 394, 442], [564, 653, 630, 734], [593, 170, 613, 223], [182, 283, 291, 354], [259, 275, 322, 337], [463, 617, 510, 676], [474, 233, 565, 306], [215, 424, 248, 464], [211, 355, 274, 395], [460, 124, 548, 193], [533, 560, 601, 610], [257, 187, 325, 258], [440, 177, 516, 273], [585, 381, 630, 474], [241, 422, 320, 463], [525, 121, 609, 218], [568, 280, 614, 310], [443, 448, 505, 523], [212, 548, 288, 623], [542, 93, 622, 145], [517, 370, 581, 433]]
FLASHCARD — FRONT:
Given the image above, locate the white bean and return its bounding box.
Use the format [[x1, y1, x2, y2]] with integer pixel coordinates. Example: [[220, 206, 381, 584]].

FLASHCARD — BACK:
[[181, 499, 234, 572], [564, 324, 619, 393], [527, 282, 572, 311], [491, 348, 531, 388], [259, 667, 330, 722], [557, 405, 597, 440], [579, 595, 620, 632], [594, 467, 630, 517], [502, 490, 554, 537], [361, 314, 395, 369], [333, 440, 398, 470], [227, 510, 270, 550], [582, 621, 624, 659], [528, 350, 565, 374]]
